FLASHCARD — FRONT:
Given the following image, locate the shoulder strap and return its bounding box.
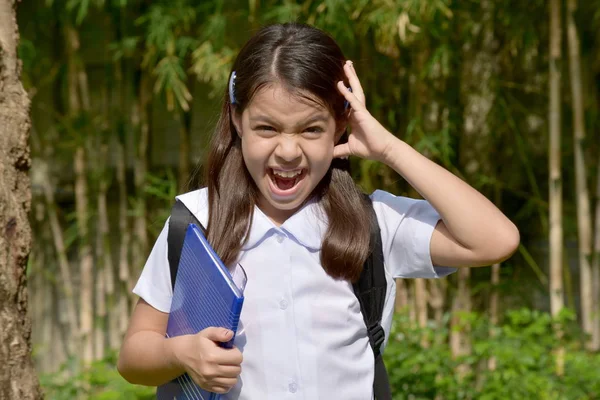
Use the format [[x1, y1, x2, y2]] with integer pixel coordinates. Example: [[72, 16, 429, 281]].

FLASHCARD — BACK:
[[167, 199, 205, 291], [353, 196, 392, 400]]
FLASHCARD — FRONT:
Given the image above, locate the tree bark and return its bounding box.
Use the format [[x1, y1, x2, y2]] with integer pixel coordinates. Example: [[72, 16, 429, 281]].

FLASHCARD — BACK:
[[0, 0, 42, 397], [566, 0, 594, 350]]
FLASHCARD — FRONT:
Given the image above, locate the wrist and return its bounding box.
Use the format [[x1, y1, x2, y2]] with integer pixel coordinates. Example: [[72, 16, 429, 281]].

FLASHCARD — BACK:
[[378, 135, 407, 166], [164, 334, 191, 373]]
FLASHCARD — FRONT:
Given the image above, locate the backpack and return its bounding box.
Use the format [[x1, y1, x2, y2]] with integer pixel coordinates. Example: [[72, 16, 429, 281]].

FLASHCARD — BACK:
[[166, 198, 392, 399]]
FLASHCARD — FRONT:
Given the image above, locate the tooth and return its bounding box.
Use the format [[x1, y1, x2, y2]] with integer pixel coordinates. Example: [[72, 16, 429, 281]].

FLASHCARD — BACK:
[[274, 170, 301, 178]]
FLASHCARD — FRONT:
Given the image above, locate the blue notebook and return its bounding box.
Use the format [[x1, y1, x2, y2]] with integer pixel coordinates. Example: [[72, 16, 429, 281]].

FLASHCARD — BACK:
[[157, 224, 247, 400]]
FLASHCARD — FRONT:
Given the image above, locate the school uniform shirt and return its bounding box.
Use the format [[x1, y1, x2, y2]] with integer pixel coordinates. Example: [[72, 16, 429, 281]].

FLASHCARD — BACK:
[[133, 188, 456, 400]]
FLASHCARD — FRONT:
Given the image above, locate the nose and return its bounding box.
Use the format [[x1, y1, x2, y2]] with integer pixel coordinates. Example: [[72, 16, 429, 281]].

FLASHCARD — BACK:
[[274, 134, 302, 163]]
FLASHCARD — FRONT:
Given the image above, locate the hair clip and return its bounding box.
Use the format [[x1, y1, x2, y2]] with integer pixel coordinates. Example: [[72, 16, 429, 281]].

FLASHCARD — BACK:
[[344, 87, 352, 110], [229, 71, 237, 105]]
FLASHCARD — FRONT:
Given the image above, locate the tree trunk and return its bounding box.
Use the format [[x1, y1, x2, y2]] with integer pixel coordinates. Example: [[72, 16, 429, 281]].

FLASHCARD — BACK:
[[549, 0, 566, 373], [0, 0, 42, 397], [566, 0, 594, 350]]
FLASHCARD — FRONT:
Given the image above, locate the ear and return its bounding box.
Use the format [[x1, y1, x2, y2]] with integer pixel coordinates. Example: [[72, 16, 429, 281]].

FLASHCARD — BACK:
[[231, 105, 243, 138], [334, 123, 347, 144]]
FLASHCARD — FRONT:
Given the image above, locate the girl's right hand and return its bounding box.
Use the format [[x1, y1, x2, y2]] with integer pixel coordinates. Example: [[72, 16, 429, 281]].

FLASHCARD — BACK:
[[174, 327, 243, 394]]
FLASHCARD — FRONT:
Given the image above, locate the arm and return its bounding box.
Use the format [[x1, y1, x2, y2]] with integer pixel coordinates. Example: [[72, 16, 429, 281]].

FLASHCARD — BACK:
[[380, 138, 519, 267], [117, 299, 186, 385], [117, 299, 242, 393], [335, 60, 519, 267]]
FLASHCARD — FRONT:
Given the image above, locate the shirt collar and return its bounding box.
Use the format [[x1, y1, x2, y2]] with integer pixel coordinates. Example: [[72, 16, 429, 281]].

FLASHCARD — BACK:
[[241, 197, 327, 251]]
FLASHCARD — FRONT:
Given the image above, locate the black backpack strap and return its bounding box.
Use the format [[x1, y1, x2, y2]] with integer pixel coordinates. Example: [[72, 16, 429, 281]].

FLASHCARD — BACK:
[[353, 196, 392, 400], [167, 199, 205, 291]]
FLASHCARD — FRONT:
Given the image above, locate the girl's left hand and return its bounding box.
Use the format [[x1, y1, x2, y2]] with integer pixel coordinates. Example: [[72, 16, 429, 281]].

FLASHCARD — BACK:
[[334, 60, 396, 162]]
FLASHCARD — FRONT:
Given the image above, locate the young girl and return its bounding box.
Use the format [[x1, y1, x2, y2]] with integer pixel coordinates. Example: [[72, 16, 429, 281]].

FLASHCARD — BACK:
[[118, 23, 519, 399]]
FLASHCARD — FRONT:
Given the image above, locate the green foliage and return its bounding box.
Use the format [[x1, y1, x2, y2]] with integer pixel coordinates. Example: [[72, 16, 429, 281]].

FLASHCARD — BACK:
[[40, 309, 600, 400], [385, 309, 600, 399], [40, 353, 155, 400]]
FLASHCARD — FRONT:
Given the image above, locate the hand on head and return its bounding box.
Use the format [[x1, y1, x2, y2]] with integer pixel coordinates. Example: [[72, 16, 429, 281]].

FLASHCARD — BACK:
[[334, 60, 396, 163]]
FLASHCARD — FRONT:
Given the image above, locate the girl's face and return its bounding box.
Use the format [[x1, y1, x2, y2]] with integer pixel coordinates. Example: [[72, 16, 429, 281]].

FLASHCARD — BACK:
[[233, 83, 341, 225]]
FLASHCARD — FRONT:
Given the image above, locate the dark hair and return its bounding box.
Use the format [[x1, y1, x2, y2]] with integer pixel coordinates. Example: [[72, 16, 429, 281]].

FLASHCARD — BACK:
[[204, 23, 372, 283]]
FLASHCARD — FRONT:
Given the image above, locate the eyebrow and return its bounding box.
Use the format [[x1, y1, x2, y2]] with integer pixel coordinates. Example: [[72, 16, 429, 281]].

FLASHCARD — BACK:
[[249, 114, 330, 127]]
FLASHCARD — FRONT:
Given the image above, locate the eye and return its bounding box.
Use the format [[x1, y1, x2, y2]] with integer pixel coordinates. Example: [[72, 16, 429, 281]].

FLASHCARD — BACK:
[[303, 126, 324, 134], [255, 125, 276, 132]]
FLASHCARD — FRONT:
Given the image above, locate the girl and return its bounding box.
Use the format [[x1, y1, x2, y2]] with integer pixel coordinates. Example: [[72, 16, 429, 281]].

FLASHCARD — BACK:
[[118, 23, 519, 399]]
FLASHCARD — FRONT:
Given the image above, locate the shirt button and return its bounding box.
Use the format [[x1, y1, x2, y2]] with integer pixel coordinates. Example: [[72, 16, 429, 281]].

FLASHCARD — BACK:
[[276, 235, 284, 243], [279, 299, 288, 310], [288, 382, 298, 393]]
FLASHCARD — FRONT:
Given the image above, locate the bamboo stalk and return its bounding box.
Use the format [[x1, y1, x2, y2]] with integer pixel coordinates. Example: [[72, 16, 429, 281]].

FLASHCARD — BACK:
[[66, 24, 94, 364], [487, 263, 500, 371], [130, 72, 150, 310], [115, 139, 132, 341], [394, 278, 408, 312], [566, 0, 594, 350], [414, 278, 427, 329], [591, 154, 600, 350], [549, 0, 566, 374], [40, 165, 79, 347], [450, 267, 472, 376]]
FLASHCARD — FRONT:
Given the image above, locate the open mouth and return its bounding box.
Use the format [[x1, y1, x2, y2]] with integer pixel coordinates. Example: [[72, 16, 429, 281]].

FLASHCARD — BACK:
[[268, 168, 307, 194]]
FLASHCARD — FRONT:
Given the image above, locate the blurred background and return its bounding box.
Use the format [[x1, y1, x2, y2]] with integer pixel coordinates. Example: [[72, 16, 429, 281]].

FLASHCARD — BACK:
[[16, 0, 600, 398]]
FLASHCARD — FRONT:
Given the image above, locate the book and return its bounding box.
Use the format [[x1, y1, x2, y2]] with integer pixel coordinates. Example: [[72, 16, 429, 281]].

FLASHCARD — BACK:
[[156, 223, 247, 400]]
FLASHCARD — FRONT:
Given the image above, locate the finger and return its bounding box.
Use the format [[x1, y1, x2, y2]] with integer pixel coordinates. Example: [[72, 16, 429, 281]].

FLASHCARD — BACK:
[[199, 327, 234, 343], [337, 81, 366, 113], [333, 142, 351, 159], [344, 61, 366, 104], [214, 346, 243, 366], [210, 385, 235, 394], [210, 376, 238, 388], [216, 364, 242, 378]]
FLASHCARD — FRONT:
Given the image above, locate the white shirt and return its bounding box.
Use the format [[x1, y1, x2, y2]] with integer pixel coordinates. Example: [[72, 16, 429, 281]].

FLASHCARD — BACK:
[[133, 188, 455, 399]]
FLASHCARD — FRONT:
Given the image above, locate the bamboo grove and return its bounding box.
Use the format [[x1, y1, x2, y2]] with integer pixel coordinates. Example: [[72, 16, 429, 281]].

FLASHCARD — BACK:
[[15, 0, 600, 395]]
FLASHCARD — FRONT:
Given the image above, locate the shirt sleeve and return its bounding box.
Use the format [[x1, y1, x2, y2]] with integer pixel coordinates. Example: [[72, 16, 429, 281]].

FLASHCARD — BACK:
[[371, 190, 456, 279], [132, 219, 173, 313]]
